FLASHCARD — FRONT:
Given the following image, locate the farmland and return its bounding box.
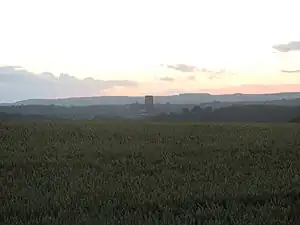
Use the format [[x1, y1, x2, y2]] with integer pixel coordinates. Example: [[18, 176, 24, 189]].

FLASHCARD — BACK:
[[1, 120, 300, 224]]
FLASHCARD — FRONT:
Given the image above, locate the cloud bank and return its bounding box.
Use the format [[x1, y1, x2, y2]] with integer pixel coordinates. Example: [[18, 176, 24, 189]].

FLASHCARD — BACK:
[[0, 66, 138, 102], [272, 41, 300, 52]]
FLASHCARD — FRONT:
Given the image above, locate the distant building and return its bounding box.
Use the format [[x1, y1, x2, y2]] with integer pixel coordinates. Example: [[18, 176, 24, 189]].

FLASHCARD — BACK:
[[145, 95, 154, 112]]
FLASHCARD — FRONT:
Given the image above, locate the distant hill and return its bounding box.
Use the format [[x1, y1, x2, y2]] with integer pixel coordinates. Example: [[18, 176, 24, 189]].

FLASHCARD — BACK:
[[2, 92, 300, 106]]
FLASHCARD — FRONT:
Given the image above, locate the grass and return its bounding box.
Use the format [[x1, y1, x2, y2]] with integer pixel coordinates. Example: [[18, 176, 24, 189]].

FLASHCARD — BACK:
[[1, 120, 300, 224]]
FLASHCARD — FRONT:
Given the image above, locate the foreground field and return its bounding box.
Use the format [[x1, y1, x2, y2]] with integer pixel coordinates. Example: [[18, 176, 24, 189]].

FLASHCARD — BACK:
[[1, 121, 300, 225]]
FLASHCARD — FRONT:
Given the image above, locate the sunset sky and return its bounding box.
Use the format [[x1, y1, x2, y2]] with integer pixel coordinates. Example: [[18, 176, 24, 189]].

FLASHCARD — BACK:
[[0, 0, 299, 100]]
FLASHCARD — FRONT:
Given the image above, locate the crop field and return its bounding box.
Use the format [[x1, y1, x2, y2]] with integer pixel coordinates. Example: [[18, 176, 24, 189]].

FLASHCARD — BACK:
[[1, 120, 300, 225]]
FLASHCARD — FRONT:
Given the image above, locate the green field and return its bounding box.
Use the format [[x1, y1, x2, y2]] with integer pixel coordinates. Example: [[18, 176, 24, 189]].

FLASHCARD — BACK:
[[1, 121, 300, 224]]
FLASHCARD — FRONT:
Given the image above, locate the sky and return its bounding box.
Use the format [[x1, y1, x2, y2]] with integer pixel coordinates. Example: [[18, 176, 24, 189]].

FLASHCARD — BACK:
[[0, 0, 300, 101]]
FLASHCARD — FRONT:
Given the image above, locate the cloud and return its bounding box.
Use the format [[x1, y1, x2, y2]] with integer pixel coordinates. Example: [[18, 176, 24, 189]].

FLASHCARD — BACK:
[[0, 66, 138, 102], [160, 76, 175, 82], [281, 69, 300, 73], [272, 41, 300, 52], [161, 64, 200, 73], [161, 64, 227, 78]]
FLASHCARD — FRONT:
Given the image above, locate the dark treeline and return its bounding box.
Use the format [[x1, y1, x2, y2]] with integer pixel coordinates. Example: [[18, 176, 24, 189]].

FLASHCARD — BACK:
[[0, 112, 55, 121], [151, 105, 300, 123], [0, 112, 123, 121], [0, 105, 126, 119], [0, 104, 300, 123], [290, 116, 300, 123], [0, 104, 194, 120]]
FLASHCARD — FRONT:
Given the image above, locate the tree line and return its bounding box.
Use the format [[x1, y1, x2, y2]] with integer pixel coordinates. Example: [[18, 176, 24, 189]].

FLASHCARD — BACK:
[[151, 105, 300, 123], [0, 104, 300, 123]]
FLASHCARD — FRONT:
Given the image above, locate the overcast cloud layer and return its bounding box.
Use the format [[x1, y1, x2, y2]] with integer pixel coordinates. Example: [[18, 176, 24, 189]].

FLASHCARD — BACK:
[[0, 66, 138, 102]]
